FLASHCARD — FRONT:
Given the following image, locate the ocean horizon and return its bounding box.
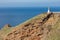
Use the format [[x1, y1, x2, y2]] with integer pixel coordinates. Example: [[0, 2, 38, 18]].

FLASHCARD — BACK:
[[0, 7, 60, 28]]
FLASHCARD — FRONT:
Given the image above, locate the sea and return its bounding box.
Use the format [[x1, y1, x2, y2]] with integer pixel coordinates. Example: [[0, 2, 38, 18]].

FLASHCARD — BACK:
[[0, 7, 60, 28]]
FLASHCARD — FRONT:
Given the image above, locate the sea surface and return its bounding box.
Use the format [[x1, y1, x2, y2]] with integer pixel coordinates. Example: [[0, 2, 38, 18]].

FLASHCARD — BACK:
[[0, 7, 60, 28]]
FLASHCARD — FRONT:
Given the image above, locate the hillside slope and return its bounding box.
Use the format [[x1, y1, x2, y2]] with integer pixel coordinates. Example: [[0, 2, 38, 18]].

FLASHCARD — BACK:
[[0, 13, 60, 40]]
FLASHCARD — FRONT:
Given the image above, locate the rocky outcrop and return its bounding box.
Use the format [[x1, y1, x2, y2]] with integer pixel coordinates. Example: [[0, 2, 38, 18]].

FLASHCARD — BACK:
[[4, 24, 11, 28]]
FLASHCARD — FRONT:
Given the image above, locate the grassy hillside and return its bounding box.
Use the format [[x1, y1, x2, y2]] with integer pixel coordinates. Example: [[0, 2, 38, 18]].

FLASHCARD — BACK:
[[46, 14, 60, 40]]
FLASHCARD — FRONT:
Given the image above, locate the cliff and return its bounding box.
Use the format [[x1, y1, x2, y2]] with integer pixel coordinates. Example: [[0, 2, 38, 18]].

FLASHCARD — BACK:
[[0, 13, 60, 40]]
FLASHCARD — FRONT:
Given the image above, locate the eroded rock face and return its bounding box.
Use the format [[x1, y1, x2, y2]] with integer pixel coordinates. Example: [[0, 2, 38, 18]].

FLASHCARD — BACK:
[[4, 23, 43, 40], [3, 13, 60, 40]]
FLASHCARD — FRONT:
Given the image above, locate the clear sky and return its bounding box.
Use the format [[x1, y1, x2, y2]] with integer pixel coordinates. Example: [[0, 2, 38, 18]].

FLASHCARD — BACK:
[[0, 0, 60, 7]]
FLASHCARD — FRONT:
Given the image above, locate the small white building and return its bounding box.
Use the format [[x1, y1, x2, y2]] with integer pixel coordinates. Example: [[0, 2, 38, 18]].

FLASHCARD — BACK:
[[47, 8, 51, 14], [47, 7, 60, 13]]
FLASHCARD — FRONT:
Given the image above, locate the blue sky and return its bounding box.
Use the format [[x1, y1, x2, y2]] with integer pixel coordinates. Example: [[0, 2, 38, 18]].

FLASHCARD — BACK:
[[0, 0, 60, 7]]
